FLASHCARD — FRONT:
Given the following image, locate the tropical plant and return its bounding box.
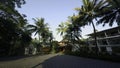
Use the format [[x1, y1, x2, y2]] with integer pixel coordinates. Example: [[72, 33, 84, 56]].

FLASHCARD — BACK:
[[0, 0, 27, 27], [68, 15, 82, 42], [27, 18, 53, 53], [27, 18, 48, 41], [75, 0, 107, 53], [0, 0, 29, 56], [0, 18, 31, 56], [56, 22, 70, 36], [98, 0, 120, 26], [57, 15, 82, 43]]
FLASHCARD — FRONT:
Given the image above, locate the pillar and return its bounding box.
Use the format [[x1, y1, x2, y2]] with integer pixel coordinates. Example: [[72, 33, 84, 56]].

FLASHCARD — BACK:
[[104, 32, 112, 55], [87, 40, 92, 51], [96, 39, 101, 52], [118, 29, 120, 34]]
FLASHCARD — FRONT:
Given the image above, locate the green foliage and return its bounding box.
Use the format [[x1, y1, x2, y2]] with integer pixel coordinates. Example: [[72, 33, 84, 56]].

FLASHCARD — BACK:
[[27, 18, 53, 46], [52, 41, 60, 53], [0, 0, 33, 56], [27, 18, 53, 54], [98, 0, 120, 26], [74, 0, 109, 54], [57, 16, 82, 44], [0, 0, 27, 27], [31, 39, 42, 53], [56, 22, 70, 36], [0, 18, 31, 56], [0, 0, 25, 8], [66, 50, 120, 62]]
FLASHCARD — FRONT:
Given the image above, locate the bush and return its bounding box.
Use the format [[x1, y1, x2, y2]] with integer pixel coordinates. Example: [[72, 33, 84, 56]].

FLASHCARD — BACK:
[[52, 41, 60, 53], [64, 49, 120, 62]]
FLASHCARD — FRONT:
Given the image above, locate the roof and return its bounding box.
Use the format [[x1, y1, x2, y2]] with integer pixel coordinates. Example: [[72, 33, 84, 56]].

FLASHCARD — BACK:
[[87, 26, 120, 36]]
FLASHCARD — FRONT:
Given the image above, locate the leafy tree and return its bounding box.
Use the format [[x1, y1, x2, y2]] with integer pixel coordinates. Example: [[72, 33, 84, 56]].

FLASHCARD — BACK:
[[75, 0, 106, 53], [68, 15, 82, 42], [98, 0, 120, 26], [27, 18, 48, 41], [27, 18, 53, 44], [52, 41, 59, 53], [0, 0, 26, 27], [56, 22, 69, 36], [0, 0, 25, 8], [0, 18, 31, 56], [0, 0, 31, 56], [27, 18, 53, 53], [57, 15, 82, 43]]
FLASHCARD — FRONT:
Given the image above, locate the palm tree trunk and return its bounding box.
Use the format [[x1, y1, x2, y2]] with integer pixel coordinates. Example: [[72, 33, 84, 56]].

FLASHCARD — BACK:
[[73, 30, 75, 44], [91, 21, 98, 54], [39, 35, 40, 42]]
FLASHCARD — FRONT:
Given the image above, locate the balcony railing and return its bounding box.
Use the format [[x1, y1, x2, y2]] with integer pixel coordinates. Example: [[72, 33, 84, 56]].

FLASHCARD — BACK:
[[88, 35, 120, 41], [89, 44, 120, 47]]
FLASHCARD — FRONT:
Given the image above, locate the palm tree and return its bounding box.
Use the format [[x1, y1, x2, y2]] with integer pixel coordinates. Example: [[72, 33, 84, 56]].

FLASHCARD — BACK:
[[57, 16, 82, 43], [98, 0, 120, 26], [27, 18, 53, 46], [27, 18, 48, 41], [45, 31, 53, 50], [0, 0, 26, 27], [63, 16, 81, 45], [63, 24, 73, 42], [56, 22, 70, 37], [41, 27, 53, 45], [0, 0, 29, 56], [75, 0, 106, 53], [27, 18, 52, 53], [46, 31, 53, 44], [69, 15, 82, 41]]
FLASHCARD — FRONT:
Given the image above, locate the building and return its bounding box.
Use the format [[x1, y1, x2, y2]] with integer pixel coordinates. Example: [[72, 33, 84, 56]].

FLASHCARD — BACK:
[[58, 40, 70, 52], [87, 26, 120, 55], [58, 40, 81, 52]]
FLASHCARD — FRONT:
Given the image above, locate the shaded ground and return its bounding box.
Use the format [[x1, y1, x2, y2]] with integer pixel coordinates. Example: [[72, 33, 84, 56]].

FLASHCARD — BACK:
[[0, 53, 120, 68], [0, 54, 57, 68]]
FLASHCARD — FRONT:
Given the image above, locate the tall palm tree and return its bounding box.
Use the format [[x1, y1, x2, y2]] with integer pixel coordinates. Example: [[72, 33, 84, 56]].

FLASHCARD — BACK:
[[44, 31, 53, 49], [41, 27, 53, 45], [69, 15, 82, 40], [57, 16, 82, 43], [66, 16, 82, 44], [56, 22, 70, 37], [98, 0, 120, 26], [75, 0, 107, 53], [27, 18, 48, 42], [63, 24, 73, 42], [27, 18, 53, 46]]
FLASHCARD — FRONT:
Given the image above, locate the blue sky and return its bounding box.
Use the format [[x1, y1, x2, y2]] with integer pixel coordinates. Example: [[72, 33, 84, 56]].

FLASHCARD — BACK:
[[17, 0, 117, 41]]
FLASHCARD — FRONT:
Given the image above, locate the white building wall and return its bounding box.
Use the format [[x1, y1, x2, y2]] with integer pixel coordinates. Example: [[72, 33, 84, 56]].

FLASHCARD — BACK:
[[87, 27, 120, 55]]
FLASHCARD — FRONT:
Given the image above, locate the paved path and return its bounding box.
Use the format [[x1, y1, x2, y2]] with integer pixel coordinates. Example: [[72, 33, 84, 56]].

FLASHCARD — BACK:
[[0, 53, 120, 68], [0, 54, 58, 68]]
